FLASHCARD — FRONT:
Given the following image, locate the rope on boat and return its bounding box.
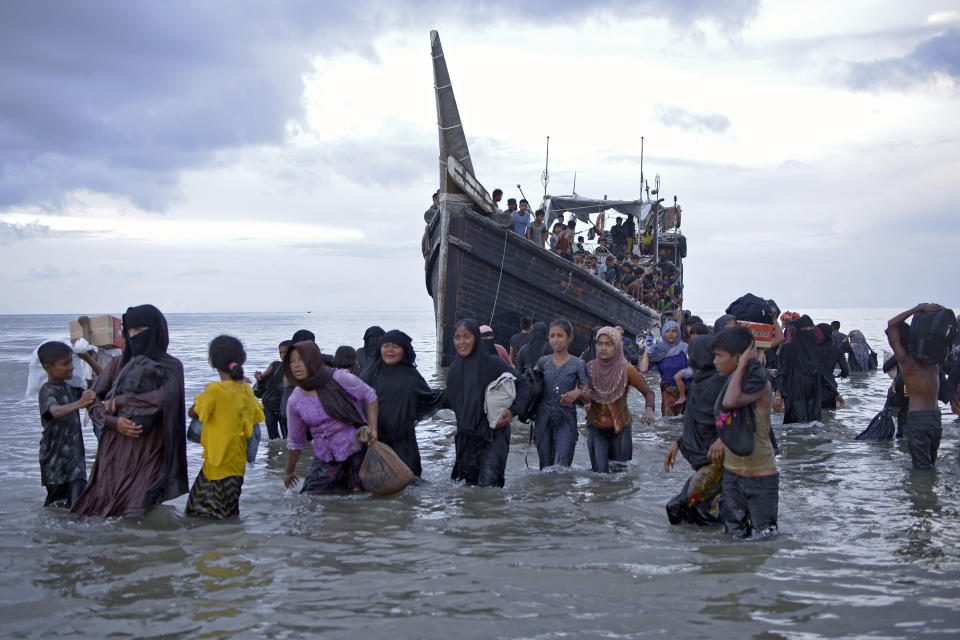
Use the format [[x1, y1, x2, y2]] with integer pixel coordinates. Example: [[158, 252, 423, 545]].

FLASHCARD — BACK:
[[489, 229, 509, 325]]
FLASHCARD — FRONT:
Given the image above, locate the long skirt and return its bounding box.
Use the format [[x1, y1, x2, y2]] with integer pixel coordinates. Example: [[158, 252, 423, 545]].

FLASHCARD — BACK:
[[586, 424, 633, 473], [666, 461, 723, 525], [660, 381, 685, 417], [380, 433, 422, 477], [185, 469, 243, 519], [301, 449, 365, 493], [452, 427, 510, 487]]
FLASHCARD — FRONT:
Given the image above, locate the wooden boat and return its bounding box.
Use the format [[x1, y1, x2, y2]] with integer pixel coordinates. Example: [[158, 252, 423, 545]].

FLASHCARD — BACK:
[[424, 31, 680, 366]]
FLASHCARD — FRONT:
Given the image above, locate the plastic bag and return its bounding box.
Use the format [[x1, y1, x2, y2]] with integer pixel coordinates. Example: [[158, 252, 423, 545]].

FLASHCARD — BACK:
[[24, 339, 88, 398], [855, 403, 895, 440], [359, 441, 414, 495], [484, 372, 517, 429], [246, 423, 262, 462]]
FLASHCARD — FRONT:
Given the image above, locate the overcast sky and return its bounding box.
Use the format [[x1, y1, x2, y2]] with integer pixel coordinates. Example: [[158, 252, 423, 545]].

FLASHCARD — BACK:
[[1, 1, 957, 315]]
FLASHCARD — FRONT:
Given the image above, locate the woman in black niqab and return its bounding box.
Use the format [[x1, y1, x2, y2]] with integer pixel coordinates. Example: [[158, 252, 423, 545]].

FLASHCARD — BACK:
[[353, 326, 385, 375], [445, 319, 527, 487], [816, 322, 847, 409], [360, 330, 444, 476], [778, 314, 822, 423], [515, 321, 549, 372], [72, 304, 188, 517]]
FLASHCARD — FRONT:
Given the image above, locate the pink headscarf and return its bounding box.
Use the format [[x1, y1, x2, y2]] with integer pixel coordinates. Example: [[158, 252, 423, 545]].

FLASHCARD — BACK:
[[587, 326, 628, 404]]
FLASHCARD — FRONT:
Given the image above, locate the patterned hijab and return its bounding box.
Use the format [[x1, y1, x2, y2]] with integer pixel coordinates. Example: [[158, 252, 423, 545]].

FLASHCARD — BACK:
[[847, 330, 871, 370]]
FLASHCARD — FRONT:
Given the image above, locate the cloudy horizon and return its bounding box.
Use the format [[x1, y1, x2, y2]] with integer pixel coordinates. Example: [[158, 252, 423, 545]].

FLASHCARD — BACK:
[[1, 1, 958, 315]]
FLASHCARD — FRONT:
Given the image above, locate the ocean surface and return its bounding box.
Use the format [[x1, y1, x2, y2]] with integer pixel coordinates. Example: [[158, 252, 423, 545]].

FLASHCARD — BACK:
[[1, 309, 959, 639]]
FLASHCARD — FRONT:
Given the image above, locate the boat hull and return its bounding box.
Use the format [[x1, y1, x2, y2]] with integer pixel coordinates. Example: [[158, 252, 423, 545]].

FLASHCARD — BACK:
[[426, 201, 660, 366]]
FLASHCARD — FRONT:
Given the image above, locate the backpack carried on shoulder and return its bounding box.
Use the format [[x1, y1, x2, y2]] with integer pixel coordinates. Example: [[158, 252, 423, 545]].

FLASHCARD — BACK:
[[905, 309, 959, 365], [513, 366, 544, 423]]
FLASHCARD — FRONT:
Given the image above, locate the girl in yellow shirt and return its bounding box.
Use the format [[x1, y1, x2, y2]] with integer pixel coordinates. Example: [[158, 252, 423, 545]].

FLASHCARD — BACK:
[[186, 335, 264, 518]]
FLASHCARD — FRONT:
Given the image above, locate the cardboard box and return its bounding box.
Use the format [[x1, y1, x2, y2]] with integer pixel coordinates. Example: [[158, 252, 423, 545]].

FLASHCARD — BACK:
[[69, 315, 124, 349], [738, 321, 774, 349]]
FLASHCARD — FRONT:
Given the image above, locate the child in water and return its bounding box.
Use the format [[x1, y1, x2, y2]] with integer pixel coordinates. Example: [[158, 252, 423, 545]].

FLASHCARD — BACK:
[[186, 335, 264, 518], [533, 319, 590, 469], [37, 341, 96, 508], [713, 327, 777, 539]]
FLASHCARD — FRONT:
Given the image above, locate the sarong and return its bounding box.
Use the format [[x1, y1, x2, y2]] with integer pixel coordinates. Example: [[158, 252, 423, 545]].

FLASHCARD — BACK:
[[301, 449, 365, 493], [666, 461, 722, 525], [185, 470, 243, 519], [905, 410, 942, 470], [660, 381, 685, 417]]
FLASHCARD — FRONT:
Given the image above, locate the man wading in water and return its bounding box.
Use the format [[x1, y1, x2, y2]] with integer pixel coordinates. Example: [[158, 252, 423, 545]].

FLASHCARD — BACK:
[[886, 303, 949, 470]]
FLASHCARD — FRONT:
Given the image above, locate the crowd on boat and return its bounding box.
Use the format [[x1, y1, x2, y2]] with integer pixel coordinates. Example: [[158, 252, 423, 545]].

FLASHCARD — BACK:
[[429, 189, 685, 312], [31, 301, 959, 540]]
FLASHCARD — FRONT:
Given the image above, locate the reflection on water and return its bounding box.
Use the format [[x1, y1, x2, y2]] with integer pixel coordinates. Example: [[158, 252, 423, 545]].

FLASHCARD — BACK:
[[1, 310, 959, 638]]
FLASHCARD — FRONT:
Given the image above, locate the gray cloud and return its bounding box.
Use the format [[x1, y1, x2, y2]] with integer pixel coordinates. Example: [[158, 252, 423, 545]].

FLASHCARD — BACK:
[[0, 221, 49, 245], [846, 28, 960, 89], [653, 104, 731, 134], [0, 1, 758, 213], [23, 266, 77, 281]]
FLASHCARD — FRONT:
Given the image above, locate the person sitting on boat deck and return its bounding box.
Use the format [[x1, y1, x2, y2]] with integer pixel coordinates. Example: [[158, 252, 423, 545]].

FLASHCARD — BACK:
[[603, 256, 619, 287], [492, 188, 503, 212], [640, 225, 654, 255], [842, 330, 878, 372], [641, 320, 689, 416], [509, 314, 534, 363], [664, 335, 726, 526], [886, 303, 953, 469], [480, 325, 512, 366], [830, 321, 846, 348], [526, 209, 548, 248], [625, 269, 645, 301], [512, 198, 531, 236], [515, 322, 550, 373], [610, 217, 627, 258]]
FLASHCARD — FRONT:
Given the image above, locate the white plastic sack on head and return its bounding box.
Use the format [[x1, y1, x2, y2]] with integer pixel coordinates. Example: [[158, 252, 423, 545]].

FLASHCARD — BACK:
[[25, 339, 88, 399]]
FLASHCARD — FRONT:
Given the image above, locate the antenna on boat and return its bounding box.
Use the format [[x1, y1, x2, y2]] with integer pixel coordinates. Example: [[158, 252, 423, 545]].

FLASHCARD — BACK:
[[639, 136, 644, 196], [541, 136, 550, 198], [572, 172, 576, 194]]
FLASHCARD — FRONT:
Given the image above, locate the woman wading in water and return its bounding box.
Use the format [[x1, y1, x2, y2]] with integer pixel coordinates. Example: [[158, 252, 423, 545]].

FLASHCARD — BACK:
[[445, 319, 528, 487], [586, 327, 655, 473], [283, 341, 378, 493], [71, 305, 187, 518]]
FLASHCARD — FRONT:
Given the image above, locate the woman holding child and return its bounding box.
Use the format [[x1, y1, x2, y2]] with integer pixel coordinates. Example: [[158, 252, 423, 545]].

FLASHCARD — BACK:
[[640, 320, 689, 416], [71, 304, 188, 518]]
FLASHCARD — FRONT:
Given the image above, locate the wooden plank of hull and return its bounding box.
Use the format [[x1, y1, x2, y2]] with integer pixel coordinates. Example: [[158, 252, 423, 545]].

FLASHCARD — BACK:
[[426, 204, 659, 366]]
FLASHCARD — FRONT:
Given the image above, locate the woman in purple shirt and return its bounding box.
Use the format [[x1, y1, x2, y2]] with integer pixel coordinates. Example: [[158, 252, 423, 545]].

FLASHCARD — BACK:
[[283, 341, 379, 493]]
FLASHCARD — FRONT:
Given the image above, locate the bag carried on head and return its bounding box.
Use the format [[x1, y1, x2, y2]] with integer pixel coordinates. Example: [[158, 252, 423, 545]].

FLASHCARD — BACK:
[[905, 309, 959, 365], [725, 293, 779, 324], [359, 441, 414, 495]]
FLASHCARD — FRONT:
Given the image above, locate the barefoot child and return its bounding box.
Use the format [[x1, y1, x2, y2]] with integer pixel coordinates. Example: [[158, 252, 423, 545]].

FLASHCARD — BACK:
[[37, 341, 96, 508], [186, 335, 264, 518], [713, 327, 777, 539]]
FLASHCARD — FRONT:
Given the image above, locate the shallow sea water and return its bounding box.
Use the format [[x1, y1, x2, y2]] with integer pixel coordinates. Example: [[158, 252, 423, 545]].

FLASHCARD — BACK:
[[1, 309, 959, 639]]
